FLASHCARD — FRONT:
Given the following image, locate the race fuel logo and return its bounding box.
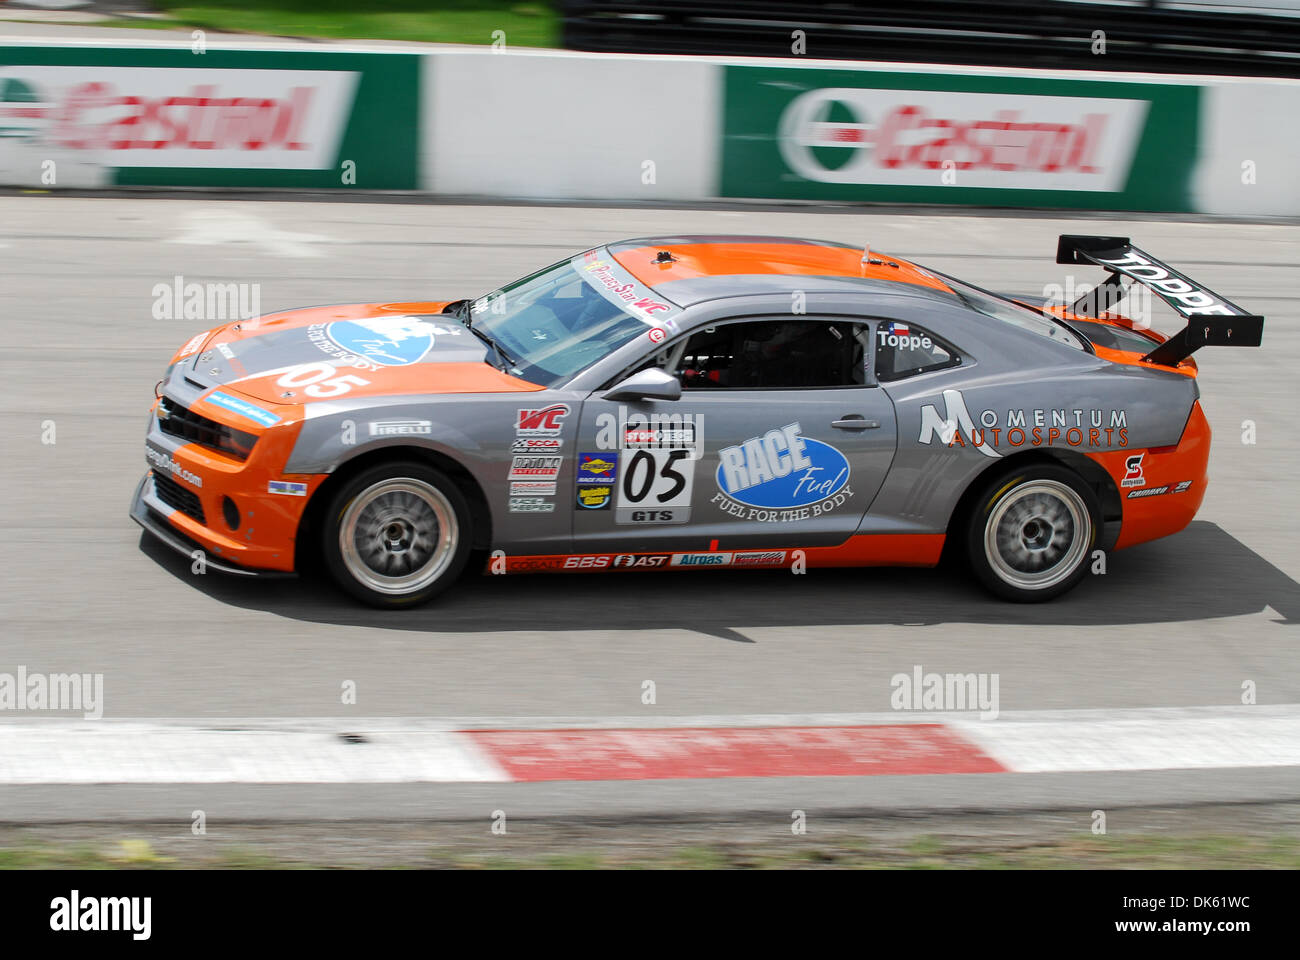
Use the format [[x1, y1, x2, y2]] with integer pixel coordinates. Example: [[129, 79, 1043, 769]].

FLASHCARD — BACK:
[[712, 422, 853, 523], [320, 316, 450, 367]]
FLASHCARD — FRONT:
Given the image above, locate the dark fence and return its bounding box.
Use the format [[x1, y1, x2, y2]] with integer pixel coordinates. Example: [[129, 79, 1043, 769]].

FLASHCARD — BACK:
[[560, 1, 1300, 76]]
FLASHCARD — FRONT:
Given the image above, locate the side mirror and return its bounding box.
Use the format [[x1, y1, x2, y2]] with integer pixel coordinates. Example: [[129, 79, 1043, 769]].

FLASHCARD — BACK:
[[602, 368, 681, 403]]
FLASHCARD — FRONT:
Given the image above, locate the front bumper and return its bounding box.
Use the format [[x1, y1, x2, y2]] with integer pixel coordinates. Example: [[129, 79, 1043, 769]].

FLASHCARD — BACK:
[[134, 380, 327, 574], [131, 475, 295, 578]]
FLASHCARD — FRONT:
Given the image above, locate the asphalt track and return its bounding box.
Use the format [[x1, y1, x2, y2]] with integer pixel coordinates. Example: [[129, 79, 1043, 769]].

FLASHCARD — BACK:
[[0, 195, 1297, 822]]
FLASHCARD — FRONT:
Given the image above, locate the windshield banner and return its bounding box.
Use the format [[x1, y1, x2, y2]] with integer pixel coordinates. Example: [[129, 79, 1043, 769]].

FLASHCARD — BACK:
[[572, 249, 681, 326]]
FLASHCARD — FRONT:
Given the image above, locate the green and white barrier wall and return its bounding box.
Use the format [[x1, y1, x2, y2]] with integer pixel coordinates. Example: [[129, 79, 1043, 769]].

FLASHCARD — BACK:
[[0, 42, 419, 190], [2, 40, 1296, 215]]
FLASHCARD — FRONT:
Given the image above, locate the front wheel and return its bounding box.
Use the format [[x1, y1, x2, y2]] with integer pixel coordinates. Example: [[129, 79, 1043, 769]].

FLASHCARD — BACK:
[[965, 464, 1100, 602], [321, 461, 471, 608]]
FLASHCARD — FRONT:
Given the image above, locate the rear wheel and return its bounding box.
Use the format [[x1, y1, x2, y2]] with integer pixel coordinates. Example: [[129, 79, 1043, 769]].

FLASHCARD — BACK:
[[965, 464, 1100, 602], [321, 461, 471, 608]]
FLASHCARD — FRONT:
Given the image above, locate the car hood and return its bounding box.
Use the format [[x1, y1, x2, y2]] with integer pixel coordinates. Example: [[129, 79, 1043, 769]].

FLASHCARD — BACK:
[[176, 301, 541, 405]]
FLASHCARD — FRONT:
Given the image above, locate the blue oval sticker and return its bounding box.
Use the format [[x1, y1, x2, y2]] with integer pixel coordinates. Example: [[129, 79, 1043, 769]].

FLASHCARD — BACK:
[[325, 316, 437, 367], [716, 432, 850, 509]]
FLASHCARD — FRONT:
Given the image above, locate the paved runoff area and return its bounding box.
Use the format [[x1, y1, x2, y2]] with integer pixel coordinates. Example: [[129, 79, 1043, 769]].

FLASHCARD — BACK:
[[0, 195, 1297, 821]]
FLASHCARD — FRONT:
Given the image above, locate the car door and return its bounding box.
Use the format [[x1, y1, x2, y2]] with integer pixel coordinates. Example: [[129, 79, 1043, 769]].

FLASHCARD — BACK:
[[570, 316, 898, 558]]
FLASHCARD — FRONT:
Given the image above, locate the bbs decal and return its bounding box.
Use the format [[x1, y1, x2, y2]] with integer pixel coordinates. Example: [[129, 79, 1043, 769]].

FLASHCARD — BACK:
[[615, 447, 694, 524]]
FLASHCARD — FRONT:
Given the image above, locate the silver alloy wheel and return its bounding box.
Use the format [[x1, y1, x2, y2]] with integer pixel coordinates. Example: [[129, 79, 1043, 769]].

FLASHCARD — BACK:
[[983, 479, 1091, 591], [338, 478, 458, 596]]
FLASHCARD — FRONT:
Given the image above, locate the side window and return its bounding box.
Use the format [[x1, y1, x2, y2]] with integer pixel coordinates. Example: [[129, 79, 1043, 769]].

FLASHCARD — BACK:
[[674, 319, 867, 389], [873, 320, 960, 382]]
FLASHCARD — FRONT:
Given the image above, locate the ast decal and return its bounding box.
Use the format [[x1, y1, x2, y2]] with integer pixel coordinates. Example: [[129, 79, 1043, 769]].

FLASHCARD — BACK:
[[611, 554, 670, 569]]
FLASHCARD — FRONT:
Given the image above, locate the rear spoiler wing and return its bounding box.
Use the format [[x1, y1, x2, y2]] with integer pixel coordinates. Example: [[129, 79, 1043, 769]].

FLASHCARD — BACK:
[[1056, 235, 1264, 367]]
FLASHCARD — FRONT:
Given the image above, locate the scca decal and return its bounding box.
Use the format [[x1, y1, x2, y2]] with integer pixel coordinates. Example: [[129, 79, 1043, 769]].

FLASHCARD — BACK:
[[512, 437, 562, 453]]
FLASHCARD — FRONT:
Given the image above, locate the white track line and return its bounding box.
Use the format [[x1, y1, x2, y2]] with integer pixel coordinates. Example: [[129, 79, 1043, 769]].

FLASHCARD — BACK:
[[0, 724, 508, 785], [951, 712, 1300, 773], [0, 706, 1298, 784]]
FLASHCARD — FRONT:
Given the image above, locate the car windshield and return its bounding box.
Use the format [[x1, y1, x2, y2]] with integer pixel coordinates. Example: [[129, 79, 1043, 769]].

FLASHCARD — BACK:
[[928, 269, 1087, 350], [469, 250, 674, 386]]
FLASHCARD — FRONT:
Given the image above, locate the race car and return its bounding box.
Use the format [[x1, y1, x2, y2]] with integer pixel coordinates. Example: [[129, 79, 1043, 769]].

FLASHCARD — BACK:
[[131, 234, 1263, 606]]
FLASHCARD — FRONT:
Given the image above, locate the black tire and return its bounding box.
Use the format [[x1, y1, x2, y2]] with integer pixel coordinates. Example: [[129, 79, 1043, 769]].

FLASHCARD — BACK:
[[321, 460, 472, 608], [964, 463, 1101, 603]]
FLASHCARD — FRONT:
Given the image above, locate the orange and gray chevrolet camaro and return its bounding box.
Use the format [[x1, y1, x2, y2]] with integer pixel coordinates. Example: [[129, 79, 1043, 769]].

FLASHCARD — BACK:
[[131, 234, 1263, 606]]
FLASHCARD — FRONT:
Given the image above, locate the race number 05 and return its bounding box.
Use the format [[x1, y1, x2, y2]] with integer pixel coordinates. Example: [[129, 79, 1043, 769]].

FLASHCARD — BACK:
[[276, 362, 370, 398], [622, 448, 690, 504]]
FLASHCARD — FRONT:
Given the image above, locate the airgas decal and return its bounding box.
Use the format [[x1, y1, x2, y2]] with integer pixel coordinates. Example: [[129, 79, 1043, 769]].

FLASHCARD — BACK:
[[712, 422, 853, 522]]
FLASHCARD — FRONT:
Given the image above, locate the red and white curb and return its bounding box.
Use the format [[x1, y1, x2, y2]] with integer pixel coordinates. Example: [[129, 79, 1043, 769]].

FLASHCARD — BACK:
[[1, 706, 1299, 784]]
